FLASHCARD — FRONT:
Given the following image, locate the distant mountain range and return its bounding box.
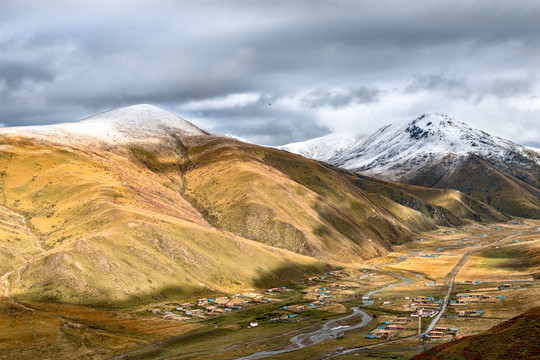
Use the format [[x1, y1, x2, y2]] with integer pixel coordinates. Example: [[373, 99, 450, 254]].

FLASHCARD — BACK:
[[277, 132, 365, 163], [278, 113, 540, 218], [0, 105, 505, 306]]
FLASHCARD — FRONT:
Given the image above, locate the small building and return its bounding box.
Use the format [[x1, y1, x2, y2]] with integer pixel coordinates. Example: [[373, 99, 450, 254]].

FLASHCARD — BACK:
[[393, 317, 411, 323], [226, 300, 244, 308], [249, 321, 259, 327], [213, 297, 229, 304], [428, 331, 445, 340], [412, 308, 438, 317], [372, 329, 392, 339]]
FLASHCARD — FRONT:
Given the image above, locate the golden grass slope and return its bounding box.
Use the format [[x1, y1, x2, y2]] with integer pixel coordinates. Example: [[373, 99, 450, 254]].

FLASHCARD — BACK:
[[182, 136, 505, 261], [0, 129, 507, 306], [0, 135, 324, 306]]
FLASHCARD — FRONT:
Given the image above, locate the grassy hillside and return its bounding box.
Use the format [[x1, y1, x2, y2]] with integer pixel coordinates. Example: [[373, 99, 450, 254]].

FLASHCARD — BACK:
[[0, 135, 326, 306], [0, 132, 510, 306], [412, 307, 540, 360], [328, 165, 508, 225], [183, 137, 423, 261], [409, 155, 540, 219], [182, 137, 506, 263]]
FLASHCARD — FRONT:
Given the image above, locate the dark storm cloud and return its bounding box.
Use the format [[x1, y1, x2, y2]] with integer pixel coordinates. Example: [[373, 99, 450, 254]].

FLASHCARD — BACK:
[[301, 86, 381, 109], [0, 60, 55, 87], [405, 74, 471, 100], [179, 93, 330, 144], [0, 0, 539, 144], [212, 114, 329, 146]]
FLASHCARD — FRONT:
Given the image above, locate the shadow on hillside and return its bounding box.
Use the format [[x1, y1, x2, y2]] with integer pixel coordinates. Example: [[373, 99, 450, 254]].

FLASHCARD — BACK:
[[15, 262, 339, 309], [16, 283, 215, 309], [252, 262, 337, 289]]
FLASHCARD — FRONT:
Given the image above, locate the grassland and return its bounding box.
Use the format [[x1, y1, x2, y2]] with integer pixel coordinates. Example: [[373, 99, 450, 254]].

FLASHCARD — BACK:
[[0, 129, 538, 359]]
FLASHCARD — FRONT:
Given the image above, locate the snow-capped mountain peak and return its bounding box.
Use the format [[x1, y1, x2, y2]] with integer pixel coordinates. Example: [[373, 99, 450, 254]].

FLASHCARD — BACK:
[[331, 113, 540, 179], [0, 104, 207, 145]]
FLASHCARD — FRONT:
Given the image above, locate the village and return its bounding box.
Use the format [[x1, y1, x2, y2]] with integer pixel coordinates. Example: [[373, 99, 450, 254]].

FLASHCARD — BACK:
[[146, 261, 520, 345], [147, 270, 367, 325], [127, 221, 540, 359]]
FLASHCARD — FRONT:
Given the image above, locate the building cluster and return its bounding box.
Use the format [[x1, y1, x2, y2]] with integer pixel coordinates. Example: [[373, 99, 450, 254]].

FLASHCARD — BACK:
[[404, 296, 442, 317], [366, 317, 412, 339], [450, 293, 505, 306], [150, 292, 281, 321], [358, 270, 379, 280], [457, 310, 484, 317], [307, 270, 345, 282], [426, 327, 458, 341]]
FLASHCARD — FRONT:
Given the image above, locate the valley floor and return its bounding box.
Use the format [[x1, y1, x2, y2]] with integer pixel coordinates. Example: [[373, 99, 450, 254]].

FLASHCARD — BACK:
[[1, 221, 539, 360]]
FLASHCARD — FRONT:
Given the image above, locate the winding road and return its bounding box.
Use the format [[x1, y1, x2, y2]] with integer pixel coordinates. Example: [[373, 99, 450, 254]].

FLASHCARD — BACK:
[[115, 235, 513, 360], [235, 262, 416, 360], [235, 306, 373, 360]]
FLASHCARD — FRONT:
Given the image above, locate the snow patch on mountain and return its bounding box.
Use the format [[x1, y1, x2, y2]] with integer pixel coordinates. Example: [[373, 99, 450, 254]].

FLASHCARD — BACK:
[[0, 104, 206, 145], [276, 132, 366, 162], [224, 134, 252, 143]]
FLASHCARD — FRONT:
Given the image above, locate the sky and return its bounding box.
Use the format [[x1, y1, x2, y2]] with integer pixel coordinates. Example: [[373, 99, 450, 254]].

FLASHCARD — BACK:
[[1, 0, 540, 146]]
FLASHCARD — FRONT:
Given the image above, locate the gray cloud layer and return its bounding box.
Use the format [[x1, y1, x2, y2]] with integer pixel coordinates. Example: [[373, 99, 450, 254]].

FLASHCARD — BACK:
[[1, 0, 540, 144]]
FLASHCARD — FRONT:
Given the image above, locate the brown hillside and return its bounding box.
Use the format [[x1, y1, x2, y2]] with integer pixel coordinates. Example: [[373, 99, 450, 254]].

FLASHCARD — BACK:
[[412, 307, 540, 360], [409, 155, 540, 219]]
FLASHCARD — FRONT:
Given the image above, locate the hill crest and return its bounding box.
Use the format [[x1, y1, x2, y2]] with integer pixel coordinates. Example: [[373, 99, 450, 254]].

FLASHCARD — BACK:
[[0, 104, 207, 145]]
